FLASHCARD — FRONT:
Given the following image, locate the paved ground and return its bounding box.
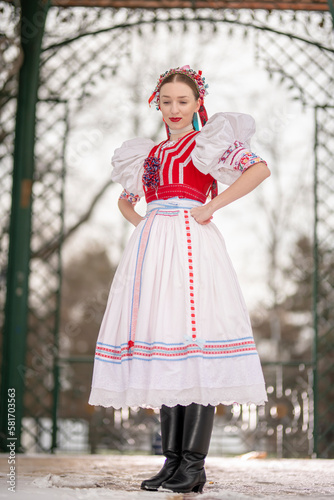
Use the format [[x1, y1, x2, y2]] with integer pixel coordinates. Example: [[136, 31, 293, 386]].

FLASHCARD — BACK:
[[0, 454, 333, 499]]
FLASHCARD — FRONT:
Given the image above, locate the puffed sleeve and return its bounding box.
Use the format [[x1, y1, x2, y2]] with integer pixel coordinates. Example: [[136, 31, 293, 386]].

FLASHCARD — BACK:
[[191, 112, 267, 186], [111, 137, 155, 198]]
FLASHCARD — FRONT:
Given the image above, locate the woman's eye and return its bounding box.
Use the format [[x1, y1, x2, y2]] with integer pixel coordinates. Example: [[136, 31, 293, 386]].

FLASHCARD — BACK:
[[162, 102, 170, 105]]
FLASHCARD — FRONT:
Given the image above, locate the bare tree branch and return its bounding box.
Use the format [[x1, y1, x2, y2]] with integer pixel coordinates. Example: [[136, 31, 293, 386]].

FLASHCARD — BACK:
[[32, 179, 114, 260]]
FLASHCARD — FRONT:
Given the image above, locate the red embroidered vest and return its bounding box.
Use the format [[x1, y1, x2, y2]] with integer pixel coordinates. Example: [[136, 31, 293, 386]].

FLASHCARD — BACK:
[[143, 131, 215, 204]]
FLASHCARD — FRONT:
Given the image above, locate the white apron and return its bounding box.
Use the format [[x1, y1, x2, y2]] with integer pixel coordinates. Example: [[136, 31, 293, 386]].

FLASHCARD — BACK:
[[89, 198, 267, 409]]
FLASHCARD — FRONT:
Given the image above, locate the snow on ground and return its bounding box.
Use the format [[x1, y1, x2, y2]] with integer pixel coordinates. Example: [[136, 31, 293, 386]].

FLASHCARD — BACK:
[[0, 454, 333, 500]]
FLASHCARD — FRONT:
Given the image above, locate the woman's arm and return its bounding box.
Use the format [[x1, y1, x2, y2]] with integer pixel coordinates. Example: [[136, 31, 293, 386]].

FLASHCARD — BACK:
[[118, 198, 143, 227], [190, 162, 271, 225]]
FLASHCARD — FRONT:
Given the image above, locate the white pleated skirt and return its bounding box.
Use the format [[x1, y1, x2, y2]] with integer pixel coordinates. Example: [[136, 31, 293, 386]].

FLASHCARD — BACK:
[[89, 198, 267, 409]]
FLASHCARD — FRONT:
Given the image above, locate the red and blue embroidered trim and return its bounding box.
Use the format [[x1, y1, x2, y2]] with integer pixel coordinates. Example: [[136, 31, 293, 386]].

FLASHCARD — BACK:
[[95, 338, 258, 364], [219, 140, 267, 173], [220, 140, 244, 163], [237, 152, 266, 172], [143, 210, 179, 219], [119, 189, 140, 206]]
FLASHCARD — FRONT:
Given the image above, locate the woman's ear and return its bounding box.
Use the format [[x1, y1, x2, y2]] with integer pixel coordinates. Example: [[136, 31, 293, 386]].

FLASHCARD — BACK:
[[195, 98, 201, 113]]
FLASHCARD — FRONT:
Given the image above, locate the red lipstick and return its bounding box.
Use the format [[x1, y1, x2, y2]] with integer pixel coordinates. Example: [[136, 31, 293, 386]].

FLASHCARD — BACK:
[[170, 118, 182, 122]]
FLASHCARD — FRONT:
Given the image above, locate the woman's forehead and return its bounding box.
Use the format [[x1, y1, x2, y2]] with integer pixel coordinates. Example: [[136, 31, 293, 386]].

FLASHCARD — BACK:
[[160, 81, 194, 97]]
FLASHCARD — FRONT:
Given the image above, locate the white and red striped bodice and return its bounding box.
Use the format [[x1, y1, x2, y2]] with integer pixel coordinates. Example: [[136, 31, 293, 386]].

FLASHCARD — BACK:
[[143, 131, 215, 204]]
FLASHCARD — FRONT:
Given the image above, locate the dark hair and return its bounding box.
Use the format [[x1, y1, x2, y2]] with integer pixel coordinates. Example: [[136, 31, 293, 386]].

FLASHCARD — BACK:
[[160, 73, 200, 100]]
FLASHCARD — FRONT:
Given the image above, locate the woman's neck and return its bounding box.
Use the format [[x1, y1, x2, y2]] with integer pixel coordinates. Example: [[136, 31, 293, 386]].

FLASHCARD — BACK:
[[169, 123, 194, 141]]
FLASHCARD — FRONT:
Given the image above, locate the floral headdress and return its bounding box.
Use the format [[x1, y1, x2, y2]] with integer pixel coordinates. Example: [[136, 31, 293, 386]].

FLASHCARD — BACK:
[[148, 65, 209, 109], [148, 65, 209, 136]]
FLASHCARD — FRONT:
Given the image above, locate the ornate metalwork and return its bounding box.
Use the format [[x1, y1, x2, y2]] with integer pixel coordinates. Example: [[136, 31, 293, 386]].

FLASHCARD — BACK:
[[209, 363, 314, 458], [15, 0, 333, 11], [0, 2, 333, 456], [18, 98, 68, 452]]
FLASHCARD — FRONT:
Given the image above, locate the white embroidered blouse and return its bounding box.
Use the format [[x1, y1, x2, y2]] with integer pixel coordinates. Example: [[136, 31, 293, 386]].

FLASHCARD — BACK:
[[111, 112, 265, 204]]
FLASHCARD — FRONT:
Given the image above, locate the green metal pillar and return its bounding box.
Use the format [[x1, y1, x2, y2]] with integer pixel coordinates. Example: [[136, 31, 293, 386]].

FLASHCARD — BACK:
[[327, 0, 334, 27], [0, 0, 50, 452]]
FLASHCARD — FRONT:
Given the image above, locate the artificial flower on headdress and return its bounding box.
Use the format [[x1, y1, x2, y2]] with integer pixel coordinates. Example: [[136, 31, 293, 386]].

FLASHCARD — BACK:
[[148, 65, 209, 110]]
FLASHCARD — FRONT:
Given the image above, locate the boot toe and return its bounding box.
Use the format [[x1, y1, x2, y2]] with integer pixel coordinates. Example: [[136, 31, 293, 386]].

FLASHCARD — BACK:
[[140, 480, 159, 491], [161, 465, 206, 493], [140, 457, 180, 491]]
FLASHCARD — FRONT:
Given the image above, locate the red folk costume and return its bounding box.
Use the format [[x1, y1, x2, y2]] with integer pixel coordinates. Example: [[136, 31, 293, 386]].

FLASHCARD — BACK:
[[143, 131, 214, 204], [89, 69, 268, 410]]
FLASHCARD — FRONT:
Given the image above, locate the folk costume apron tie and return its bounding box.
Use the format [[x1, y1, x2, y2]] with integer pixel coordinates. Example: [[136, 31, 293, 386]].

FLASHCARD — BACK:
[[127, 198, 202, 352]]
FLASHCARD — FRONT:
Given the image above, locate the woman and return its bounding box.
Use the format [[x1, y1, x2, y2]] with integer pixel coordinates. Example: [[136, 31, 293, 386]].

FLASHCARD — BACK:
[[89, 65, 270, 493]]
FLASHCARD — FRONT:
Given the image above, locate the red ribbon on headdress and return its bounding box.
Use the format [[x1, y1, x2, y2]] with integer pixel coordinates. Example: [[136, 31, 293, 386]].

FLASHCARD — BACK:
[[148, 92, 156, 107], [198, 103, 208, 127]]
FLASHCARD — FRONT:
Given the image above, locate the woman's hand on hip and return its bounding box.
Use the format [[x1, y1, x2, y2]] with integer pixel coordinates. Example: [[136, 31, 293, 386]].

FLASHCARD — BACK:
[[190, 204, 214, 225]]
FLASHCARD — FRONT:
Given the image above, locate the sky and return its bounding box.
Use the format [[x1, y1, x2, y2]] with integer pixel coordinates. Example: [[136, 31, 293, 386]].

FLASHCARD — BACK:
[[61, 21, 314, 311]]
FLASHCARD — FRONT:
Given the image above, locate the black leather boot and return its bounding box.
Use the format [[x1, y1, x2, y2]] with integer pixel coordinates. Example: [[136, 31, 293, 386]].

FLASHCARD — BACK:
[[140, 404, 185, 491], [161, 403, 215, 493]]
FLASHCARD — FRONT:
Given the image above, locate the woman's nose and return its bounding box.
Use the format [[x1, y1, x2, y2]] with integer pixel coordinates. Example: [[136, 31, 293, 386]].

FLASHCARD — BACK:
[[171, 101, 179, 114]]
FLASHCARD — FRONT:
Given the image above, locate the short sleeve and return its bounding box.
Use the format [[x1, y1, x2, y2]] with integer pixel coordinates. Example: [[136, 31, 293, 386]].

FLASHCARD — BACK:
[[111, 137, 155, 197], [191, 112, 267, 186]]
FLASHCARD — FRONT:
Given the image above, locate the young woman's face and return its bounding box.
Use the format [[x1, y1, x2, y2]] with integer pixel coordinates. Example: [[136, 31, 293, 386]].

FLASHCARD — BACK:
[[159, 81, 201, 130]]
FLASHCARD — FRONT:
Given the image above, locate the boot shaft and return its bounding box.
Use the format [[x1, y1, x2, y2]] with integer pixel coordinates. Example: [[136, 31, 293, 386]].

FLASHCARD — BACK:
[[160, 404, 185, 454], [182, 403, 215, 455]]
